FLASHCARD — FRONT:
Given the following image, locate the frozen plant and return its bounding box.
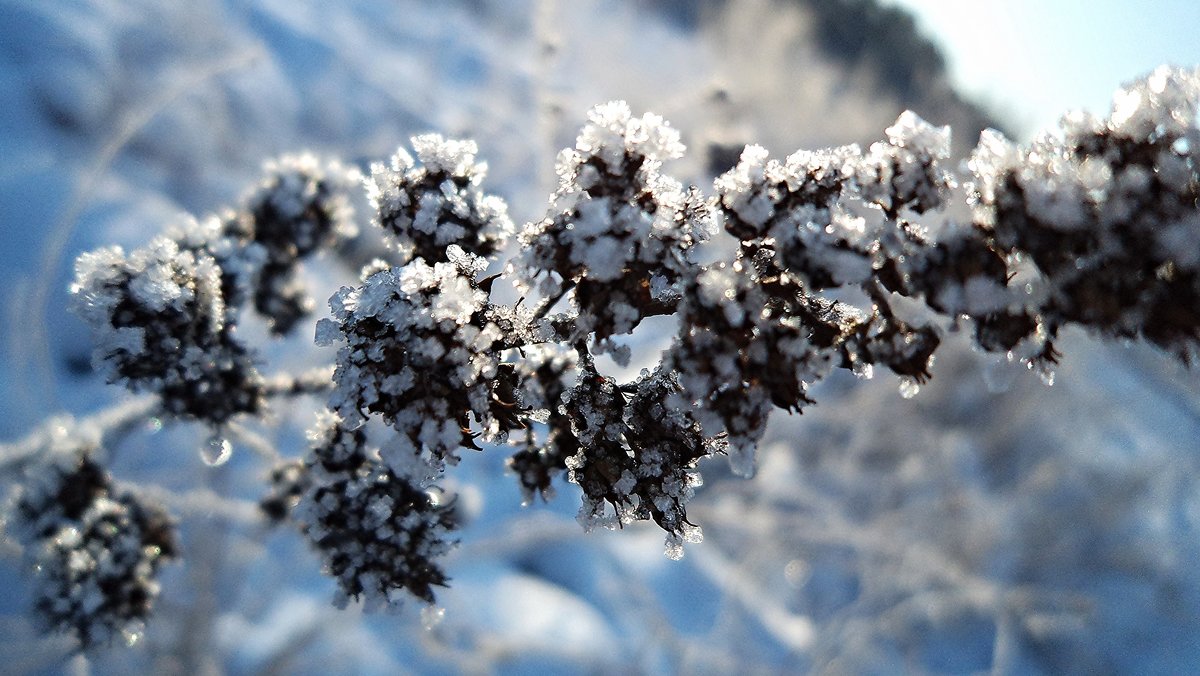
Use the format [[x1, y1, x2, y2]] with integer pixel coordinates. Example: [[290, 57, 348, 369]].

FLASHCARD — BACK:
[[366, 135, 513, 265], [5, 418, 176, 649], [4, 67, 1198, 650]]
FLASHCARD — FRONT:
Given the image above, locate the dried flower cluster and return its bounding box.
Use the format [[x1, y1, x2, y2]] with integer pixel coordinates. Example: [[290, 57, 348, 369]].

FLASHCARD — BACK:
[[238, 154, 361, 334], [69, 221, 263, 424], [971, 67, 1200, 361], [295, 414, 457, 609], [563, 364, 711, 558], [70, 155, 360, 424], [34, 67, 1200, 644], [7, 422, 176, 649], [514, 101, 713, 344], [366, 135, 513, 264]]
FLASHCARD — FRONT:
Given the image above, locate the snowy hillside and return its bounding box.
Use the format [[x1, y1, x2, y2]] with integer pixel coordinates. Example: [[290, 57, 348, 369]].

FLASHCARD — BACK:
[[1, 1, 1199, 674]]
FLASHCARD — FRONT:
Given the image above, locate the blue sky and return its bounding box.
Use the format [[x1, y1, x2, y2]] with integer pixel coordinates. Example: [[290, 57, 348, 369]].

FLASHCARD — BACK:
[[884, 0, 1200, 138]]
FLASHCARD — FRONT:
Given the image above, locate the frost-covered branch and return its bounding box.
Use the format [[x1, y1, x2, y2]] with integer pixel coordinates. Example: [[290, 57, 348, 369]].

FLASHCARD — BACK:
[[10, 66, 1198, 648]]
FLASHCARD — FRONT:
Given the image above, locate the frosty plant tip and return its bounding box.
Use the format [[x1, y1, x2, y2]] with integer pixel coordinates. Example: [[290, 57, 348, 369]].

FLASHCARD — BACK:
[[16, 66, 1199, 649]]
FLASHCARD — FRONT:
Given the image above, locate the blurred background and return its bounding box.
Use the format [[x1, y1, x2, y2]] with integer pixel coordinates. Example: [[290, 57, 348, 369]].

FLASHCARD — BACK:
[[1, 0, 1199, 673]]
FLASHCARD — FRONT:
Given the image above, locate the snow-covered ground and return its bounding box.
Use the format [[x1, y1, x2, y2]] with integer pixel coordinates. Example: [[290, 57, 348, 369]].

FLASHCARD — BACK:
[[2, 0, 1199, 673]]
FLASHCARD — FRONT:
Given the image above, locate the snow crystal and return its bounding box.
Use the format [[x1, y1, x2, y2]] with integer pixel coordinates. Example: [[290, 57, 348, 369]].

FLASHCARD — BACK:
[[200, 436, 232, 467]]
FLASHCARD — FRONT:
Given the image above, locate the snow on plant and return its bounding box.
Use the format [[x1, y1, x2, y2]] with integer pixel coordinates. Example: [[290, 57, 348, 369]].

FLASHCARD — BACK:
[[365, 134, 514, 265], [6, 67, 1198, 650], [514, 101, 713, 345], [239, 153, 361, 334], [296, 412, 457, 610], [5, 418, 176, 649]]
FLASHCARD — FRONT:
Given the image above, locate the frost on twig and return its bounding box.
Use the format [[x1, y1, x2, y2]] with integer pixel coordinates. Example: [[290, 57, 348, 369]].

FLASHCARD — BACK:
[[41, 67, 1200, 638], [971, 66, 1200, 363]]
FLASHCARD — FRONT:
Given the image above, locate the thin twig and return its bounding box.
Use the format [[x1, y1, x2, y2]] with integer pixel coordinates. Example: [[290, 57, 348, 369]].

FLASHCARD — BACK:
[[262, 366, 337, 398], [0, 396, 158, 471]]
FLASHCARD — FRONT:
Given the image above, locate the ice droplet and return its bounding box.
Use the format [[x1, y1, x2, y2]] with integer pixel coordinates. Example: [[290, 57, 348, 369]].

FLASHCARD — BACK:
[[898, 377, 920, 399], [784, 559, 810, 588], [421, 605, 445, 630], [664, 535, 685, 560], [665, 543, 684, 560], [122, 625, 144, 647], [1037, 367, 1056, 387], [201, 436, 232, 466], [727, 444, 757, 478], [983, 357, 1017, 393]]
